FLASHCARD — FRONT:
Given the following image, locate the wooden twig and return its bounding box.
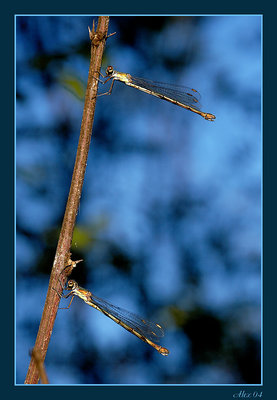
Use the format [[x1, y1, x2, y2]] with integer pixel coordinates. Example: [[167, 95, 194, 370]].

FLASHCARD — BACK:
[[24, 16, 110, 384], [30, 349, 49, 384]]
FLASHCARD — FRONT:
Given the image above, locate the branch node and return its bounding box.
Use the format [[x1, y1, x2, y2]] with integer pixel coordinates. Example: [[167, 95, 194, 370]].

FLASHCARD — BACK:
[[89, 20, 106, 47], [91, 32, 106, 46], [63, 258, 83, 277], [89, 23, 115, 46]]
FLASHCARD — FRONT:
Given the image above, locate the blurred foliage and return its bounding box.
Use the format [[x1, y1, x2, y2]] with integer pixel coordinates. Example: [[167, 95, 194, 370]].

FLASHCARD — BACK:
[[58, 70, 86, 100]]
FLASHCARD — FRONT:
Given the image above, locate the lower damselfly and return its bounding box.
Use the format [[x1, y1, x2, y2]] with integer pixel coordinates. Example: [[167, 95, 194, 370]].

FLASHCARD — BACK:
[[59, 279, 169, 356], [98, 66, 215, 121]]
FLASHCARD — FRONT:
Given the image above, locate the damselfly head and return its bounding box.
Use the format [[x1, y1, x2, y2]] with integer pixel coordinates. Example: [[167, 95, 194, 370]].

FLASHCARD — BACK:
[[105, 66, 114, 77], [66, 279, 78, 290]]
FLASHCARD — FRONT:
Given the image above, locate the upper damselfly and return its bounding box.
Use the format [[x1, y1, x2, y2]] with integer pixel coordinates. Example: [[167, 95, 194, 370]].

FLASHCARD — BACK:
[[98, 66, 216, 121], [59, 279, 169, 356]]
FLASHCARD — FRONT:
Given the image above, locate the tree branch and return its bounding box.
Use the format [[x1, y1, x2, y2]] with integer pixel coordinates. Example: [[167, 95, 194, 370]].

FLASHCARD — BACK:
[[24, 16, 110, 384]]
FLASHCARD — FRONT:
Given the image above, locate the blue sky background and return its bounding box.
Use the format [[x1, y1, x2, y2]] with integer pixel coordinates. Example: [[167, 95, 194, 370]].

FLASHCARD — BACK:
[[16, 15, 261, 385]]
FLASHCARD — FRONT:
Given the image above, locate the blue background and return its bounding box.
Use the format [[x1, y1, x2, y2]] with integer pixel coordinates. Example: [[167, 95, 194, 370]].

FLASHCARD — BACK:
[[16, 15, 261, 385]]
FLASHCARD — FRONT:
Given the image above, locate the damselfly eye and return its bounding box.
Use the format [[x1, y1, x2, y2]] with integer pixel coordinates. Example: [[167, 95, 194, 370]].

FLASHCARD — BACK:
[[67, 280, 74, 288], [105, 66, 113, 76]]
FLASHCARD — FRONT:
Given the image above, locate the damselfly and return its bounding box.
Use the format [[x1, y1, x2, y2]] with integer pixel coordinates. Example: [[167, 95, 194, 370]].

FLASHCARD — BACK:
[[98, 66, 215, 121], [59, 279, 169, 356]]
